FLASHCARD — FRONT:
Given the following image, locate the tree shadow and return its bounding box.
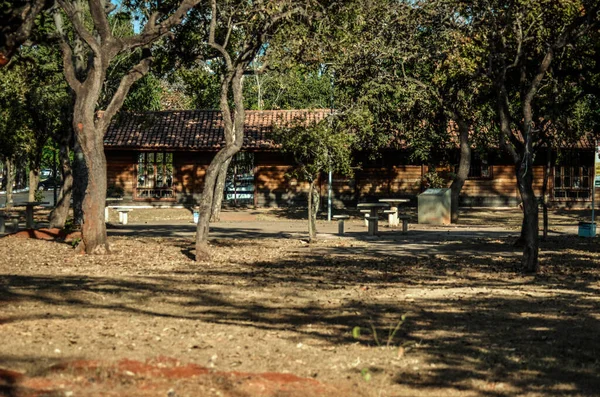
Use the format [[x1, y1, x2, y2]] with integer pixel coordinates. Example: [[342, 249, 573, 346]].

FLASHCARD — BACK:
[[1, 235, 599, 395]]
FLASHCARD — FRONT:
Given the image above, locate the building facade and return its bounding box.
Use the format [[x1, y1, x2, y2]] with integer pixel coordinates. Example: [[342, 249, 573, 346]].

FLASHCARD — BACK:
[[104, 110, 598, 208]]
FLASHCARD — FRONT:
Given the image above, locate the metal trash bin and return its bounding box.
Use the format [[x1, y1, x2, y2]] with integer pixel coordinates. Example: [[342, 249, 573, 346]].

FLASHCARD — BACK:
[[578, 222, 596, 237], [418, 188, 451, 225]]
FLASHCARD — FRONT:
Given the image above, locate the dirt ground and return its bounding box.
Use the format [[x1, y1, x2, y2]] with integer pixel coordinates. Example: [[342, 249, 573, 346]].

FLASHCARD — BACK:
[[1, 208, 600, 396]]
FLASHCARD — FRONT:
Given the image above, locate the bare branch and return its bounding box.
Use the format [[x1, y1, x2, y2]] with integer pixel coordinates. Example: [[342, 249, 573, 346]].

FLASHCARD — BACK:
[[87, 0, 112, 44], [57, 0, 101, 54], [52, 9, 82, 91], [209, 0, 234, 70], [122, 0, 202, 51], [100, 56, 153, 132]]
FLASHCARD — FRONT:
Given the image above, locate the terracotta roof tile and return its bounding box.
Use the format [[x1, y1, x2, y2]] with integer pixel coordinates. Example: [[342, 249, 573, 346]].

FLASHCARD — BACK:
[[105, 109, 328, 151]]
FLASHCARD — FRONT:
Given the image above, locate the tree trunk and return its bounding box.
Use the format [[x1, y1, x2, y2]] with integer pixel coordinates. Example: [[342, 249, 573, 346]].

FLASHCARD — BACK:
[[72, 141, 86, 226], [195, 63, 246, 261], [76, 123, 109, 254], [28, 168, 40, 202], [307, 179, 319, 242], [450, 118, 471, 223], [210, 157, 232, 222], [16, 166, 26, 190], [49, 139, 73, 229], [195, 150, 240, 260], [541, 148, 551, 240], [4, 159, 13, 209], [516, 153, 539, 273]]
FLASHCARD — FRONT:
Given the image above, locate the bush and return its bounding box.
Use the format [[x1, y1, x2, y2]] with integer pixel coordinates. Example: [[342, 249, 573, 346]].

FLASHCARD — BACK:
[[420, 170, 447, 189]]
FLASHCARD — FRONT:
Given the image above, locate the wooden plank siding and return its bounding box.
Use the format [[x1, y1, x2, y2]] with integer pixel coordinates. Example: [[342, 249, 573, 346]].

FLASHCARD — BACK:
[[106, 149, 591, 208], [255, 165, 311, 207], [106, 151, 136, 199]]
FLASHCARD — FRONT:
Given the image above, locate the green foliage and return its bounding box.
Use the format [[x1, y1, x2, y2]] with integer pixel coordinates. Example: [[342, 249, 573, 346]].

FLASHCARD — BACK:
[[176, 64, 221, 109], [273, 115, 356, 182], [34, 189, 44, 202], [123, 73, 164, 112], [420, 170, 448, 190], [0, 61, 32, 161], [243, 67, 332, 110]]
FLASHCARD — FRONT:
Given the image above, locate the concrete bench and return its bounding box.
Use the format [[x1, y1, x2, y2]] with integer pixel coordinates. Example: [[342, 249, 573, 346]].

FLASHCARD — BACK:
[[366, 216, 379, 236], [399, 215, 410, 232], [0, 214, 20, 233], [332, 215, 350, 235], [383, 209, 398, 227], [359, 209, 370, 226], [117, 209, 132, 225]]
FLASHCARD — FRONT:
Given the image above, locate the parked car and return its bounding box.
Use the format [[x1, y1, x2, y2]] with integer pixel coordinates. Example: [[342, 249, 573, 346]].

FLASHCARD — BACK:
[[38, 177, 61, 191]]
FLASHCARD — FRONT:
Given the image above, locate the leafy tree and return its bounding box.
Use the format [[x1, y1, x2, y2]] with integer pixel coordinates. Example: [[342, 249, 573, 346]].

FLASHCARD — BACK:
[[52, 0, 203, 254], [478, 0, 600, 272], [0, 61, 31, 208], [189, 0, 323, 260], [274, 115, 355, 241], [20, 44, 71, 203], [176, 63, 221, 109]]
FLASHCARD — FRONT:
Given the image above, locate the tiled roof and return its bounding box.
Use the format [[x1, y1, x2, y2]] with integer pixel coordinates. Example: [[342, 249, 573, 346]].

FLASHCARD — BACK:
[[104, 109, 329, 151], [442, 122, 598, 150]]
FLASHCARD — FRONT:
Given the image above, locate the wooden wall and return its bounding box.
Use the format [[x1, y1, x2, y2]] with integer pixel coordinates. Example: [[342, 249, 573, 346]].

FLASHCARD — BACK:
[[174, 152, 210, 203], [106, 149, 588, 208], [106, 150, 135, 198], [254, 152, 310, 207]]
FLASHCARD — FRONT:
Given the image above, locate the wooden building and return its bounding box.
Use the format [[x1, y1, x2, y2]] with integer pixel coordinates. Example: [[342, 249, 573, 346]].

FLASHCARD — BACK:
[[104, 110, 598, 208]]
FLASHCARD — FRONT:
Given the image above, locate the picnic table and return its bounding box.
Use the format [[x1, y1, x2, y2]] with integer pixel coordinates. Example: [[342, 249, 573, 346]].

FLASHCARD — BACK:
[[379, 198, 410, 227], [14, 201, 49, 229], [356, 202, 390, 217], [357, 202, 390, 235]]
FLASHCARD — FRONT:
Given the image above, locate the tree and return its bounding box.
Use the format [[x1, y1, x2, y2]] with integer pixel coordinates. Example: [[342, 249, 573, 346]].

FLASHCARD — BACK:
[[0, 0, 47, 66], [52, 0, 202, 254], [0, 60, 33, 208], [193, 0, 319, 260], [20, 44, 71, 204], [480, 0, 600, 272], [274, 115, 355, 241]]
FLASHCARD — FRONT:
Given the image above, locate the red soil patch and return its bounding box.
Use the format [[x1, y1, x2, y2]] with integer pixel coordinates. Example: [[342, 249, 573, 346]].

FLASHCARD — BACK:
[[6, 228, 81, 242], [1, 357, 346, 397]]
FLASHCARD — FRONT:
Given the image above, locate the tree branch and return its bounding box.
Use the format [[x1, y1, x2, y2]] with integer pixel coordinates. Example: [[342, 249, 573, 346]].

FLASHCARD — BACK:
[[496, 84, 520, 163], [100, 55, 152, 133], [52, 9, 82, 91], [0, 0, 47, 65], [87, 0, 112, 44], [122, 0, 202, 51], [57, 0, 101, 55], [209, 0, 234, 70]]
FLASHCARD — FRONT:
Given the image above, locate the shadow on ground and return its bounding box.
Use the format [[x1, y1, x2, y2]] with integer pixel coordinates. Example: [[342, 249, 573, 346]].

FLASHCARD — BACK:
[[1, 234, 599, 395]]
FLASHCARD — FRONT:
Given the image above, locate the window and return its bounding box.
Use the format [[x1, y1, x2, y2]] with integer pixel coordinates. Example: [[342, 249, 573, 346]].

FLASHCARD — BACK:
[[553, 151, 594, 201], [553, 166, 592, 200], [136, 152, 174, 199], [224, 152, 254, 205], [456, 155, 492, 179]]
